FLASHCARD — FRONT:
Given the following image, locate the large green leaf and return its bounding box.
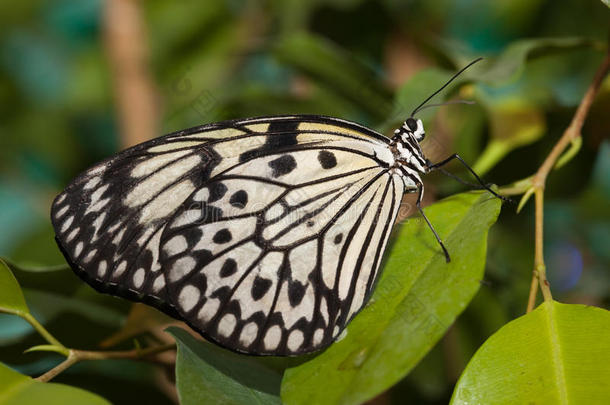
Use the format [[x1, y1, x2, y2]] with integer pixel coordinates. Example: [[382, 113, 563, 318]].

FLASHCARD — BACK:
[[281, 191, 501, 405], [451, 300, 610, 404], [0, 362, 110, 405], [0, 259, 29, 316], [168, 327, 282, 405]]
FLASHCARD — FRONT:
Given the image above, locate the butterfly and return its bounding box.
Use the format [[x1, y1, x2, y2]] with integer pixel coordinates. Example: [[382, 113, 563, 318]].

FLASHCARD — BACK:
[[51, 59, 502, 356]]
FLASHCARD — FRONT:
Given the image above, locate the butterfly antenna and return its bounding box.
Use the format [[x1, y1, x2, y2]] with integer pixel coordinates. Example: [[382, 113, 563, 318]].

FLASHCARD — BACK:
[[410, 58, 483, 117], [414, 99, 476, 113]]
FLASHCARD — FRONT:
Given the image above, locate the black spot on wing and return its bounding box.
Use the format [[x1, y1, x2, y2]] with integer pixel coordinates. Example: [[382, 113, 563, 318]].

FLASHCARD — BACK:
[[268, 155, 297, 178], [333, 233, 343, 244], [192, 249, 213, 265], [182, 227, 203, 247], [238, 120, 299, 162], [318, 150, 337, 169], [288, 280, 306, 307], [251, 277, 272, 300], [208, 182, 227, 203], [229, 190, 248, 208], [213, 229, 232, 244], [220, 258, 238, 277]]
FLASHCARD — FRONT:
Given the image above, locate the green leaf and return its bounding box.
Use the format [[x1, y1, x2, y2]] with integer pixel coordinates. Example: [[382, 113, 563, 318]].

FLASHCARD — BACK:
[[281, 191, 501, 405], [0, 259, 30, 316], [5, 259, 79, 297], [4, 259, 126, 328], [4, 224, 67, 269], [23, 289, 124, 328], [479, 37, 594, 83], [451, 301, 610, 404], [601, 0, 609, 8], [168, 327, 282, 405], [443, 37, 595, 83], [23, 345, 68, 355], [0, 362, 110, 405]]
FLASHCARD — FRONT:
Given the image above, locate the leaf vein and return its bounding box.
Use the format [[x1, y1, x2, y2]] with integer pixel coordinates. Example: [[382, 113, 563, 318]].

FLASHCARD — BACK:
[[546, 303, 568, 405]]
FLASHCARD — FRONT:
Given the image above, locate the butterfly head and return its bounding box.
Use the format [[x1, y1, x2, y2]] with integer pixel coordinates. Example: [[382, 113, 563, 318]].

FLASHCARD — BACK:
[[393, 117, 425, 143], [404, 117, 425, 141]]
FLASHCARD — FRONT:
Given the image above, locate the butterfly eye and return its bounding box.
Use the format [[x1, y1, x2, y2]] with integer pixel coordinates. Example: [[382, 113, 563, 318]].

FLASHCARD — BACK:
[[406, 118, 418, 132]]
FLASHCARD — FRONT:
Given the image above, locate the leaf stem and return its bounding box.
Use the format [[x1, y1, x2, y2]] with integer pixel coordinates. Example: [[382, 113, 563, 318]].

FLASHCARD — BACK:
[[526, 270, 539, 313], [534, 189, 552, 301], [74, 342, 176, 361], [20, 312, 69, 356], [498, 176, 533, 196], [34, 343, 176, 382], [524, 48, 610, 312], [35, 351, 80, 383]]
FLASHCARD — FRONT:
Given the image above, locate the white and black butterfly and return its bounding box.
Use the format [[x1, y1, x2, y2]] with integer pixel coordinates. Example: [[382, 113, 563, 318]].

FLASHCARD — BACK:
[[51, 60, 502, 356]]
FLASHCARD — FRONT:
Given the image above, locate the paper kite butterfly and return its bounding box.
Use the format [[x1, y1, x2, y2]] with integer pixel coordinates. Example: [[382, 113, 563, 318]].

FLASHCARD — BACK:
[[51, 59, 502, 356]]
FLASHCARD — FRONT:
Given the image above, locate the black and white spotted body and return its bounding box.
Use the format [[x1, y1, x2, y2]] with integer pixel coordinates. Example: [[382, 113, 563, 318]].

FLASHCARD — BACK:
[[51, 115, 433, 355]]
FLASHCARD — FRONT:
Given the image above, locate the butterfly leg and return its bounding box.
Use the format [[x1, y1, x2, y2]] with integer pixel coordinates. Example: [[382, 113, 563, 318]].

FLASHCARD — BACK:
[[415, 184, 451, 263], [435, 166, 480, 188], [427, 154, 511, 203]]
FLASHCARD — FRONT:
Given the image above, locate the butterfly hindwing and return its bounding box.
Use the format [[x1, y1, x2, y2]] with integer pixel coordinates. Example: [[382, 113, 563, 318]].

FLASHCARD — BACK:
[[51, 115, 403, 355], [51, 135, 220, 309]]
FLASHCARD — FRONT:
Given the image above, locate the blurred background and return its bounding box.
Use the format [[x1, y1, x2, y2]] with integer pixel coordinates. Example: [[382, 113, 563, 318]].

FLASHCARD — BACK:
[[0, 0, 608, 403]]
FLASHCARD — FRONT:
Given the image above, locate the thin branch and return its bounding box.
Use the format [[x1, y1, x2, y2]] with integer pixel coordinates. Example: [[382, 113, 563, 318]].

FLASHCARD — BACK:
[[524, 48, 610, 313], [526, 269, 539, 313], [531, 51, 610, 189], [35, 343, 176, 382], [35, 351, 80, 383], [75, 342, 176, 361], [534, 189, 552, 302]]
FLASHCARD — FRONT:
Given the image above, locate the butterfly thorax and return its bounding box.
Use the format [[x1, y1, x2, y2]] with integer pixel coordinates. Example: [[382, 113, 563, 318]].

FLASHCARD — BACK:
[[389, 117, 428, 188]]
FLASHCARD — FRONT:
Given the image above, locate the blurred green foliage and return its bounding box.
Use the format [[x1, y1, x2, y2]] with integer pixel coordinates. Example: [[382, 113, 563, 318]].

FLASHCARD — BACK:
[[0, 0, 609, 404]]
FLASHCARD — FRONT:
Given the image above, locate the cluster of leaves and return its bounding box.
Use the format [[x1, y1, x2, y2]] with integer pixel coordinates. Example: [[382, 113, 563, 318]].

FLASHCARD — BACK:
[[1, 0, 609, 404]]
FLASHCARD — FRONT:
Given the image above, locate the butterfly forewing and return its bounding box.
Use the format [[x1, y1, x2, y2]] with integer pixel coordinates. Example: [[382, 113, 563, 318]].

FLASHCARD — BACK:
[[51, 115, 403, 355]]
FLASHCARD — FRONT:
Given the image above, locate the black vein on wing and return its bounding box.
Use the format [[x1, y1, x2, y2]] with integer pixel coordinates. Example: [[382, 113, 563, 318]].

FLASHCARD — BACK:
[[329, 178, 382, 326], [339, 175, 392, 328], [364, 175, 400, 298]]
